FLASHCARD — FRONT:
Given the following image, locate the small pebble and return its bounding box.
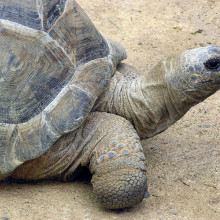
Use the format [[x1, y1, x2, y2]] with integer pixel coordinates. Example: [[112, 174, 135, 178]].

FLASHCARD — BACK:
[[203, 125, 210, 128], [172, 212, 178, 216]]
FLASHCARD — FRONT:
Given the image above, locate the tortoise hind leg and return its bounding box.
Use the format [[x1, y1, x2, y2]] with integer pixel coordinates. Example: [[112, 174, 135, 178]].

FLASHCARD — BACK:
[[81, 112, 149, 209]]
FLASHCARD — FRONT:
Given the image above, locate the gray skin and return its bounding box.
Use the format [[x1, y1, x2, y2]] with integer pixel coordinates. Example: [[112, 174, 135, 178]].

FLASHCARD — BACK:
[[11, 46, 220, 209]]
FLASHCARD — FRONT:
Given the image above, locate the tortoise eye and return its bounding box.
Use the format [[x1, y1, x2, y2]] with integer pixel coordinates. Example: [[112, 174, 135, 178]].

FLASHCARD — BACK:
[[204, 58, 220, 70]]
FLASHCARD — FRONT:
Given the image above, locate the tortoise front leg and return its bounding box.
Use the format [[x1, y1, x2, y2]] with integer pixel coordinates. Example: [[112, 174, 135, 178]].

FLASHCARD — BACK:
[[82, 112, 149, 209], [12, 112, 148, 209]]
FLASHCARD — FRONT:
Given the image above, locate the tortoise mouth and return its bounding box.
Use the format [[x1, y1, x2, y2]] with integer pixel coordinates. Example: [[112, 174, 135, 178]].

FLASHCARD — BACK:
[[194, 77, 220, 94], [199, 76, 220, 85]]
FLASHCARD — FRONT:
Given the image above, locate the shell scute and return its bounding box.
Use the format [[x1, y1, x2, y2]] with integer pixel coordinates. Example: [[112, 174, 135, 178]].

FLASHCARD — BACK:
[[0, 0, 67, 31], [49, 0, 109, 66], [0, 20, 75, 124], [0, 0, 42, 30]]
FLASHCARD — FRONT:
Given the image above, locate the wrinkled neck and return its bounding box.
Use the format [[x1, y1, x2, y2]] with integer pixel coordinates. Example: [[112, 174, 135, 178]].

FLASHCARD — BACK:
[[94, 61, 200, 139], [128, 60, 187, 139]]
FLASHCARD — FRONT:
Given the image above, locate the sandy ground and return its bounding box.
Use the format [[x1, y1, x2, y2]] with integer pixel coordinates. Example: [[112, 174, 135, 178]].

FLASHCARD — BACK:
[[0, 0, 220, 219]]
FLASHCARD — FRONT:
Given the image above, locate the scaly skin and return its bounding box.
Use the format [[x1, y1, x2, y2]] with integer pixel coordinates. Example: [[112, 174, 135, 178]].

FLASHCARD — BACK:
[[12, 112, 148, 209], [87, 113, 148, 209]]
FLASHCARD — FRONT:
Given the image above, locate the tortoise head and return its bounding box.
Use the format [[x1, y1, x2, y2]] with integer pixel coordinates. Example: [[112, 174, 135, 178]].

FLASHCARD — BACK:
[[167, 46, 220, 103]]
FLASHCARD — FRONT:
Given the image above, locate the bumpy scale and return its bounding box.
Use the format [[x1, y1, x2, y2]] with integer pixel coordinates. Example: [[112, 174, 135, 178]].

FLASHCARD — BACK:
[[13, 112, 149, 209]]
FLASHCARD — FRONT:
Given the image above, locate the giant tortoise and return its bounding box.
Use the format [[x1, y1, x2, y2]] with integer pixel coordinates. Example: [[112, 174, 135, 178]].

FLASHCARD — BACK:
[[0, 0, 219, 209]]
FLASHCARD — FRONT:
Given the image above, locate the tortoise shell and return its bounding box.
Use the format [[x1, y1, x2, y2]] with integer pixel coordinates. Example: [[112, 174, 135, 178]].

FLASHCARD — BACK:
[[0, 0, 126, 177]]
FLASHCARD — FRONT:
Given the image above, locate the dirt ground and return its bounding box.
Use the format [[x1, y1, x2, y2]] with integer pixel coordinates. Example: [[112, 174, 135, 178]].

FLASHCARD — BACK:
[[0, 0, 220, 219]]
